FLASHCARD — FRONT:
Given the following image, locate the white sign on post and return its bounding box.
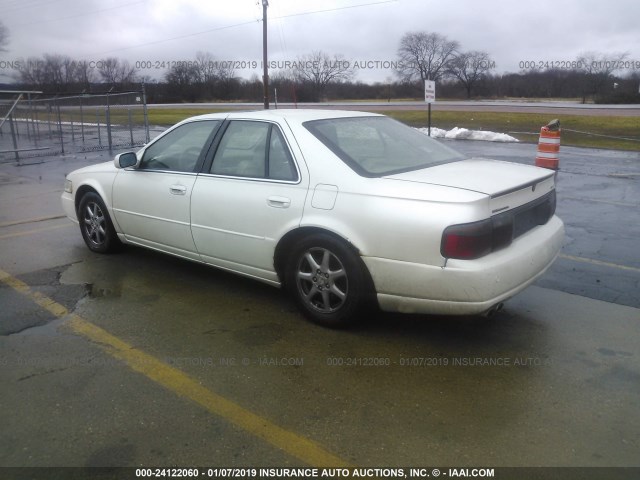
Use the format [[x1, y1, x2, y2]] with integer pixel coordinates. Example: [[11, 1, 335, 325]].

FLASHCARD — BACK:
[[424, 80, 436, 103]]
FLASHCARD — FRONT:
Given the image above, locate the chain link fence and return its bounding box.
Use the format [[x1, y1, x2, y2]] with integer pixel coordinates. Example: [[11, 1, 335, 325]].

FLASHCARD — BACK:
[[0, 90, 150, 163]]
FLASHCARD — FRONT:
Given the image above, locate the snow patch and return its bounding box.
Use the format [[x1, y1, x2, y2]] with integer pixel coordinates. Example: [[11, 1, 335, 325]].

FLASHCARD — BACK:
[[417, 127, 519, 143]]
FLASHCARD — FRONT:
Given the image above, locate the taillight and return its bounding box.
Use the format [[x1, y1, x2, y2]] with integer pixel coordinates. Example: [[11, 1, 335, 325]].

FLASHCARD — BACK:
[[441, 219, 493, 260], [441, 190, 556, 260]]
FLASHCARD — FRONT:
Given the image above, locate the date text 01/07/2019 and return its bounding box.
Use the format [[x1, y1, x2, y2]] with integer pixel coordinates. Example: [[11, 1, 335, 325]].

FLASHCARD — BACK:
[[135, 467, 496, 478], [134, 60, 259, 70], [518, 59, 640, 70]]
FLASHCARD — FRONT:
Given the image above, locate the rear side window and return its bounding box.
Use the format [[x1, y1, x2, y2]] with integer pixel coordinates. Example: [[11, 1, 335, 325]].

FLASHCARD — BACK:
[[140, 120, 221, 173], [210, 121, 298, 181], [268, 128, 297, 181], [304, 116, 464, 177]]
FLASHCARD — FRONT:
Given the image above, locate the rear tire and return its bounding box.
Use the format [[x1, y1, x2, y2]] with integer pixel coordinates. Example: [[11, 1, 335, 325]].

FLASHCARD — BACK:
[[285, 233, 371, 328], [78, 192, 121, 254]]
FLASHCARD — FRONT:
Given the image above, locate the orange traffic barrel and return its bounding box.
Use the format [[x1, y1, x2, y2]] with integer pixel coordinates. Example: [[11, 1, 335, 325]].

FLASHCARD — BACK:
[[535, 119, 561, 170]]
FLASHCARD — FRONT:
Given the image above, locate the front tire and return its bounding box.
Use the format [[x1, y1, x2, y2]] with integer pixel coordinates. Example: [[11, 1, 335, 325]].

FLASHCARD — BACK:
[[78, 192, 121, 253], [285, 233, 371, 328]]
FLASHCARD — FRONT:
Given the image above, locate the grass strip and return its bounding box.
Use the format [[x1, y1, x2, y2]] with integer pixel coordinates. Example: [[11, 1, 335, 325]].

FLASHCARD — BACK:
[[144, 107, 638, 151], [384, 110, 640, 151], [27, 105, 638, 151]]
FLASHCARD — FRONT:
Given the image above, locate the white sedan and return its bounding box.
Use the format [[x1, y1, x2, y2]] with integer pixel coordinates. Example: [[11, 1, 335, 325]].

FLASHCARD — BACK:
[[61, 109, 564, 327]]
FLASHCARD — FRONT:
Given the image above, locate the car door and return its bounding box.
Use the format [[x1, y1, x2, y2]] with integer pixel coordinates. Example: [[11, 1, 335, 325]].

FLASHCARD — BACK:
[[112, 119, 221, 260], [190, 120, 308, 283]]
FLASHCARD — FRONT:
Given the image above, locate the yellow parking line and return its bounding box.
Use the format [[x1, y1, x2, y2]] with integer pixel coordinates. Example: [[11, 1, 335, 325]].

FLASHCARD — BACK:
[[0, 268, 351, 468], [0, 223, 73, 240], [0, 269, 70, 317], [559, 254, 640, 273]]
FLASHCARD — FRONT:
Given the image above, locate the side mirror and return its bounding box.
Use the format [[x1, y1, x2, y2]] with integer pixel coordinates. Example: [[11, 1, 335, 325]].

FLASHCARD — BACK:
[[114, 152, 138, 169]]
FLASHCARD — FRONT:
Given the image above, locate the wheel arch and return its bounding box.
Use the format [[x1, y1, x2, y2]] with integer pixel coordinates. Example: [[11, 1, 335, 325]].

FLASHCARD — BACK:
[[74, 181, 123, 235], [75, 185, 123, 253], [274, 227, 377, 304], [74, 184, 99, 216], [274, 227, 352, 282]]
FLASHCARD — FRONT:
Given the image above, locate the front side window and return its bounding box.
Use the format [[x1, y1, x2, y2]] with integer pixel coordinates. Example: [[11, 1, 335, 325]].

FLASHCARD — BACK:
[[140, 120, 221, 172], [210, 121, 298, 181], [304, 116, 465, 177]]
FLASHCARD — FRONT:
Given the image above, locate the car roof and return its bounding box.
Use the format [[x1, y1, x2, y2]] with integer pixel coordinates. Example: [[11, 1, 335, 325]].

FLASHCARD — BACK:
[[184, 109, 383, 125]]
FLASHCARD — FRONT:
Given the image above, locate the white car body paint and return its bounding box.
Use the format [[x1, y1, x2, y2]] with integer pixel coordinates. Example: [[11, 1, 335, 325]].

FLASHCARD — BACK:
[[62, 109, 564, 317]]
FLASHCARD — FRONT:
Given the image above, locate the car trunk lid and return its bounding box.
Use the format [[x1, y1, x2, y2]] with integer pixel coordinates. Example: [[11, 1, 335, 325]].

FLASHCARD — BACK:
[[386, 158, 556, 212]]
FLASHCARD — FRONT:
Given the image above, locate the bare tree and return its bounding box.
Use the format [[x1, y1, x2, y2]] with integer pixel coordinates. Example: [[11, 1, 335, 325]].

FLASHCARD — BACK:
[[165, 61, 200, 87], [448, 51, 495, 98], [15, 57, 46, 85], [73, 59, 96, 89], [15, 54, 94, 89], [396, 31, 459, 83], [194, 51, 220, 83], [97, 57, 138, 88], [214, 59, 236, 87], [165, 61, 200, 101], [576, 51, 629, 102], [0, 21, 9, 52], [293, 51, 354, 101], [45, 54, 86, 86], [194, 51, 236, 98], [44, 54, 71, 86]]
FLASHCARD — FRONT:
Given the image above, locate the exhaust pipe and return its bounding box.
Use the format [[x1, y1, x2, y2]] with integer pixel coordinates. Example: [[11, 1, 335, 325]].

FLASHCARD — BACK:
[[483, 302, 504, 318]]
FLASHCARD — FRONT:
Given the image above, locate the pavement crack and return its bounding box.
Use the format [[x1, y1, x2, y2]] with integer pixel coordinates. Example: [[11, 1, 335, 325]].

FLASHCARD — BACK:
[[0, 214, 66, 228], [17, 367, 71, 382], [5, 316, 68, 337]]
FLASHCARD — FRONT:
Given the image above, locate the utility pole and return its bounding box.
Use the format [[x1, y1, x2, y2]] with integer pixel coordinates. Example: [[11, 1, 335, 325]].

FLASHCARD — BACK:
[[262, 0, 269, 109]]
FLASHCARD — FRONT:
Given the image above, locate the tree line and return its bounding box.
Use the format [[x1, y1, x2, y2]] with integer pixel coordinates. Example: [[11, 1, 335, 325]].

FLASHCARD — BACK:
[[2, 24, 638, 104]]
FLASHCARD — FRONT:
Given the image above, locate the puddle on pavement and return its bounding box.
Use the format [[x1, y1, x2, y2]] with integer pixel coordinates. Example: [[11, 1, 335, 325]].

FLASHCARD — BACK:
[[60, 258, 125, 300], [88, 283, 122, 298], [0, 172, 27, 185]]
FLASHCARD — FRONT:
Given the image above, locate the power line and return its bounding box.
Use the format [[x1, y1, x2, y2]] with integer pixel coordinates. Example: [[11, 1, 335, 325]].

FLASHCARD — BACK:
[[12, 0, 147, 27], [90, 0, 397, 56], [271, 0, 398, 21], [91, 19, 260, 56], [271, 0, 289, 58], [2, 0, 62, 14]]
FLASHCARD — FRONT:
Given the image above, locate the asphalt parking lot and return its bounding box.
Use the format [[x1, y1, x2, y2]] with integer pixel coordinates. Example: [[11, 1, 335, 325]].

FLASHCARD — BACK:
[[1, 140, 639, 476]]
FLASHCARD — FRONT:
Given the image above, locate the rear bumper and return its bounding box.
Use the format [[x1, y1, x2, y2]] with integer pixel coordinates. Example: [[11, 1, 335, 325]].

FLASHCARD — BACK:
[[363, 215, 565, 315]]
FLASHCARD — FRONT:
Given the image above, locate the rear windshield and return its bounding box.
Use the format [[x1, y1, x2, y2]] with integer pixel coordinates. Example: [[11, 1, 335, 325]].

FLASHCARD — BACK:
[[303, 116, 465, 177]]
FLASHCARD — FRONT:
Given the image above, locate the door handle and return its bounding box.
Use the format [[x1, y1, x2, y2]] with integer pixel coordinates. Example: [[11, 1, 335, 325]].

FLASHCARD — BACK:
[[267, 196, 291, 208], [169, 185, 187, 195]]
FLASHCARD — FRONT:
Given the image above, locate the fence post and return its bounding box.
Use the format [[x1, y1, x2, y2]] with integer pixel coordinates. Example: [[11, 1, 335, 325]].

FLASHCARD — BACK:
[[30, 96, 39, 148], [80, 95, 85, 143], [55, 98, 65, 155], [96, 109, 102, 148], [106, 92, 113, 153], [141, 83, 150, 143], [33, 101, 41, 140], [8, 115, 20, 163], [26, 93, 34, 142], [70, 110, 75, 143], [47, 103, 53, 139], [128, 108, 134, 145]]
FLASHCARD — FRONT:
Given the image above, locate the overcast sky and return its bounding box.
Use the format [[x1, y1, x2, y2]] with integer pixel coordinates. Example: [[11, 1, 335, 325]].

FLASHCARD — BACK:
[[1, 0, 639, 83]]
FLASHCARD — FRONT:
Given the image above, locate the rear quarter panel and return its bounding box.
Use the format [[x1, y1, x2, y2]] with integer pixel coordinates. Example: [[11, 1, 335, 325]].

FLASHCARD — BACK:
[[287, 122, 492, 267], [303, 183, 489, 267]]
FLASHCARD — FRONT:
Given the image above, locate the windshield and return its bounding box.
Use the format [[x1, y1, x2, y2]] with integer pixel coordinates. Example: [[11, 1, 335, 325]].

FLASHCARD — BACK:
[[304, 116, 465, 177]]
